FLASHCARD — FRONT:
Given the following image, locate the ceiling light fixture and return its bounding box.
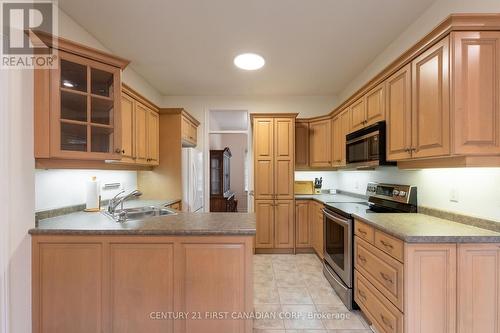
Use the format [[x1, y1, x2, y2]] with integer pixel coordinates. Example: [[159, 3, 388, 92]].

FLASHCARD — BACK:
[[63, 80, 75, 88], [234, 53, 265, 70]]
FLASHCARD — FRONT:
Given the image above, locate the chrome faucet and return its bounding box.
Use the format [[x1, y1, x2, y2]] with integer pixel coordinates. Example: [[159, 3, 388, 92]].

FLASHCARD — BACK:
[[107, 189, 143, 218]]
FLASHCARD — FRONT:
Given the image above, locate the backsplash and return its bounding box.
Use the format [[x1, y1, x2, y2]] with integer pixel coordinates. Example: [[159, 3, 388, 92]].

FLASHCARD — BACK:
[[295, 167, 500, 222], [35, 169, 137, 212]]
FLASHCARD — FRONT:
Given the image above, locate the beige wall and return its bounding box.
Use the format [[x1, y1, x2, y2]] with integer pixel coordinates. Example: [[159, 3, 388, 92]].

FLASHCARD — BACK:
[[337, 0, 500, 105]]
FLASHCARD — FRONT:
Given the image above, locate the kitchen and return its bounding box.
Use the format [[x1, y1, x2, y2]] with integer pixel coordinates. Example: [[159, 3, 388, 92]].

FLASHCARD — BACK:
[[2, 1, 500, 333]]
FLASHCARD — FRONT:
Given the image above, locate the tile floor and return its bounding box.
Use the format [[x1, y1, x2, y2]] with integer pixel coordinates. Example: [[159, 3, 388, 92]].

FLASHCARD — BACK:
[[253, 254, 372, 333]]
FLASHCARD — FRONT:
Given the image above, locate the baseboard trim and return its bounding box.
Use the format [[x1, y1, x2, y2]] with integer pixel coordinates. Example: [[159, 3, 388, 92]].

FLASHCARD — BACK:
[[255, 248, 294, 254]]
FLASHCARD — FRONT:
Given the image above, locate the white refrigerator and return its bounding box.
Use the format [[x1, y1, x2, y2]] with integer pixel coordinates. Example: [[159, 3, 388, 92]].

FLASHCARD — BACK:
[[181, 147, 204, 212]]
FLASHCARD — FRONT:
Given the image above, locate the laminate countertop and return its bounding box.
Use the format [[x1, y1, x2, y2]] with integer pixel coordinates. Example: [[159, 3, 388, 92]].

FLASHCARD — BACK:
[[30, 200, 256, 236], [353, 210, 500, 243]]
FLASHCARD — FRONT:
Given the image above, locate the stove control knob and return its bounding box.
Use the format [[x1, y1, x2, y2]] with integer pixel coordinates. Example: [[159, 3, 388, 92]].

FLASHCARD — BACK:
[[393, 189, 400, 196], [399, 191, 407, 197]]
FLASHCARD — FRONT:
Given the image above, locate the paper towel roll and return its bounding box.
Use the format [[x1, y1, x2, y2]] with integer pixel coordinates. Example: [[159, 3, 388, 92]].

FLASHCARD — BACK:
[[85, 177, 100, 211]]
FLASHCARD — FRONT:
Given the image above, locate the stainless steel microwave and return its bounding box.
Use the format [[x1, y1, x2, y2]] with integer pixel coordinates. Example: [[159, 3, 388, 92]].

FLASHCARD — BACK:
[[346, 121, 395, 168]]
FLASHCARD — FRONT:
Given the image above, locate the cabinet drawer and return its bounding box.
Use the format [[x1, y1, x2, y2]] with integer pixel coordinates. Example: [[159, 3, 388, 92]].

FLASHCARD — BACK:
[[374, 230, 404, 262], [355, 236, 404, 310], [355, 220, 374, 243], [355, 270, 404, 333]]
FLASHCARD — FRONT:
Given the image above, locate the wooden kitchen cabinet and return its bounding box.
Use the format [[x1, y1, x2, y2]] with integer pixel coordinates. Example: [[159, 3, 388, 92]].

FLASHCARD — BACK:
[[32, 234, 253, 333], [309, 201, 324, 259], [350, 97, 366, 132], [253, 114, 296, 251], [295, 121, 310, 169], [35, 49, 128, 162], [331, 109, 350, 167], [365, 83, 386, 126], [452, 31, 500, 156], [457, 244, 500, 333], [116, 85, 160, 166], [181, 114, 198, 147], [274, 200, 295, 248], [309, 119, 332, 168], [411, 36, 450, 159], [295, 200, 311, 248], [386, 63, 413, 161]]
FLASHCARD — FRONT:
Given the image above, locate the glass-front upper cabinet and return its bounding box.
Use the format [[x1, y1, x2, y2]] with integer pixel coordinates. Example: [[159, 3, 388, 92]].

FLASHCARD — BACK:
[[51, 51, 122, 159]]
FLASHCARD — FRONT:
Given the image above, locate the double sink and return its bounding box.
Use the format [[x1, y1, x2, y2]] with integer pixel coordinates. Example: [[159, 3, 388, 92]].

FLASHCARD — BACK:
[[103, 206, 177, 222]]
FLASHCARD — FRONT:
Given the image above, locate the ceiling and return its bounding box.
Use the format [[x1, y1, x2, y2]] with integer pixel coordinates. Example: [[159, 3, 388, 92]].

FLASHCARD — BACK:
[[59, 0, 436, 96]]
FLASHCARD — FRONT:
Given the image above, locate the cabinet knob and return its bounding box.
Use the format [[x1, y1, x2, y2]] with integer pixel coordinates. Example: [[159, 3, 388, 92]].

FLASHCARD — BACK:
[[122, 149, 125, 154], [115, 148, 122, 153]]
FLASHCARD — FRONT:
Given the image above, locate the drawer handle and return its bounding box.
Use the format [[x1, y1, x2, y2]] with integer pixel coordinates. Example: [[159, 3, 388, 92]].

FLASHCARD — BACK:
[[380, 240, 394, 249], [380, 314, 394, 330], [380, 272, 394, 284], [357, 229, 367, 235], [357, 255, 367, 263], [358, 290, 367, 300]]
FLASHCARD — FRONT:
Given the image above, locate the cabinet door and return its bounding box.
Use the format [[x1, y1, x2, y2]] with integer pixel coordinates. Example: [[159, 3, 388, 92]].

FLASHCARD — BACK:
[[147, 110, 159, 165], [453, 31, 500, 155], [309, 119, 332, 168], [405, 243, 457, 333], [295, 122, 309, 168], [175, 241, 249, 333], [386, 63, 412, 160], [316, 205, 324, 259], [274, 200, 294, 249], [340, 109, 351, 165], [350, 98, 366, 132], [255, 200, 275, 248], [458, 244, 500, 333], [181, 116, 192, 144], [135, 102, 148, 164], [274, 118, 294, 200], [295, 201, 311, 248], [365, 83, 385, 126], [411, 36, 450, 158], [253, 118, 275, 200], [33, 243, 103, 333], [332, 115, 342, 166], [109, 243, 174, 333], [120, 93, 135, 161], [50, 51, 122, 160], [190, 123, 198, 145]]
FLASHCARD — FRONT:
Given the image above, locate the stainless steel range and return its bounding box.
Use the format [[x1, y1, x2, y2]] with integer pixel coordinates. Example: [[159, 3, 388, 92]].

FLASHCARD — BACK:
[[322, 183, 417, 310]]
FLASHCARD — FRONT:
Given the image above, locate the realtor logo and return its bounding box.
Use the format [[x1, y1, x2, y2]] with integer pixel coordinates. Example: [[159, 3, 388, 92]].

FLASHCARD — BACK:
[[1, 0, 57, 68]]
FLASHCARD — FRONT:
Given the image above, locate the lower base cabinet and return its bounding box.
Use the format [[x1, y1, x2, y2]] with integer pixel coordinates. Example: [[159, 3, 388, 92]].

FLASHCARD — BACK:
[[354, 219, 500, 333], [310, 201, 324, 259], [255, 199, 294, 250], [32, 235, 253, 333]]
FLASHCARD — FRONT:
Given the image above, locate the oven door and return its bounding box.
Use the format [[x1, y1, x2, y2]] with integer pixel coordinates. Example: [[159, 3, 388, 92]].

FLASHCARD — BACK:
[[346, 132, 380, 165], [323, 209, 353, 288]]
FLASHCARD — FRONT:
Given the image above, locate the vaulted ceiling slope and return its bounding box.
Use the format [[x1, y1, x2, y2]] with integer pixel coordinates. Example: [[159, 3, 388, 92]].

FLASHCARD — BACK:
[[59, 0, 436, 96]]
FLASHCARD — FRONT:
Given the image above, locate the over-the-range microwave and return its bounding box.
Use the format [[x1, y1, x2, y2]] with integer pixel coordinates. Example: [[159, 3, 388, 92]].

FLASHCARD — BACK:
[[346, 121, 395, 168]]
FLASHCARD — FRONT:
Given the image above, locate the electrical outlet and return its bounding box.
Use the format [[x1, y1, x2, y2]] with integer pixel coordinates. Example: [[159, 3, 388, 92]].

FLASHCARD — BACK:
[[450, 188, 459, 203]]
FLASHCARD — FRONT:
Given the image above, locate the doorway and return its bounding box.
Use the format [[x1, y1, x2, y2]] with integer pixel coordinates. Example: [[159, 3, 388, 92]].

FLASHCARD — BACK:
[[206, 110, 249, 212]]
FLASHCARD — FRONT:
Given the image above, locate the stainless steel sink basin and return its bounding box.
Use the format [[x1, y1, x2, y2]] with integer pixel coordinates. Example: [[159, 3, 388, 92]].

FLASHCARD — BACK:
[[103, 206, 177, 222]]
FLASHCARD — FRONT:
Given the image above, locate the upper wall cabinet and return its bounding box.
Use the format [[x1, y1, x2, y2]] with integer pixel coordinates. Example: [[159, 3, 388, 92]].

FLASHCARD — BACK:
[[350, 83, 386, 133], [34, 34, 130, 162], [387, 37, 450, 161], [295, 121, 309, 169], [452, 31, 500, 155], [309, 119, 332, 168], [117, 85, 160, 167]]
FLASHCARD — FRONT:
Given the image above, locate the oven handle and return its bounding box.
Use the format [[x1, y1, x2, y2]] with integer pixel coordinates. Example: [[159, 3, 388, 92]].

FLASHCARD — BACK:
[[323, 209, 351, 226]]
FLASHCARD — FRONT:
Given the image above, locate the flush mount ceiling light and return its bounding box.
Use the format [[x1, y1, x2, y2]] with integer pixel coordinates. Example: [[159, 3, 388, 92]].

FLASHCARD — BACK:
[[234, 53, 265, 70]]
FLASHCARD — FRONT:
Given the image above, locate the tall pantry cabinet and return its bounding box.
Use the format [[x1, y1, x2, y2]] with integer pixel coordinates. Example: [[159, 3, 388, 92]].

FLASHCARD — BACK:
[[252, 114, 296, 251]]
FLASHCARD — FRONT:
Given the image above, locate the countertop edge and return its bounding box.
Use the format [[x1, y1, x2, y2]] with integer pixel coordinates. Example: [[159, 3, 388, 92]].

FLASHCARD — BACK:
[[352, 213, 500, 244], [28, 229, 256, 236]]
